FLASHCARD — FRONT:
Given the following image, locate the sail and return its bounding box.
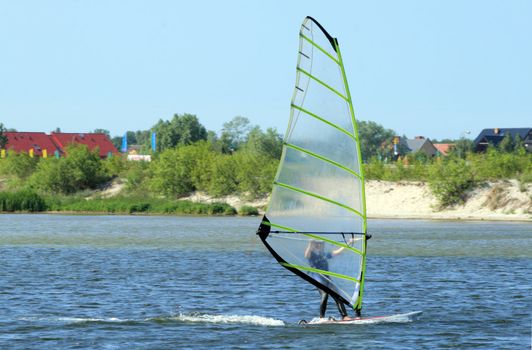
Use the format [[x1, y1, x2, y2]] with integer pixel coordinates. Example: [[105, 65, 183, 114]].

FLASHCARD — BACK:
[[257, 16, 368, 314]]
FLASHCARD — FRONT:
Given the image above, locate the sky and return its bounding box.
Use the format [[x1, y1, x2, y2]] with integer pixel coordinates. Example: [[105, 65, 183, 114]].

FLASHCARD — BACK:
[[1, 0, 530, 140]]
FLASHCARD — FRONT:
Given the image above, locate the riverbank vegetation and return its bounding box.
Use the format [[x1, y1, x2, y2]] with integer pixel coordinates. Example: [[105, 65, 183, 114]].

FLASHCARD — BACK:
[[1, 116, 530, 212]]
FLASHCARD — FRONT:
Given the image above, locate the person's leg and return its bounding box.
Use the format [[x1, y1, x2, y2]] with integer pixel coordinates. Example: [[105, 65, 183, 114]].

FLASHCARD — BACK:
[[333, 296, 348, 319], [318, 289, 328, 318]]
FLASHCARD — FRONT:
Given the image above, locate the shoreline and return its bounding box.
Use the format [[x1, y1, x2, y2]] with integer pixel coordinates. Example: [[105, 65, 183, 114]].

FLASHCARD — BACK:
[[1, 211, 530, 223]]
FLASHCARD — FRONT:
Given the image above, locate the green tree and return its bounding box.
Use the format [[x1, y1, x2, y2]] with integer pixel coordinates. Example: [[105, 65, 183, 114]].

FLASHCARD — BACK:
[[153, 113, 207, 151], [357, 121, 395, 161], [220, 116, 252, 153], [1, 152, 39, 180], [0, 123, 8, 149], [29, 144, 108, 194], [242, 126, 283, 159], [93, 129, 111, 137], [450, 138, 474, 159], [498, 133, 514, 153]]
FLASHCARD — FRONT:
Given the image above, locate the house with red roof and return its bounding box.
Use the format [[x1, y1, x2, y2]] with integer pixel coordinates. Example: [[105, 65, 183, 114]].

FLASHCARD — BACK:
[[433, 143, 454, 156], [1, 131, 118, 158], [50, 132, 118, 158], [3, 132, 60, 157]]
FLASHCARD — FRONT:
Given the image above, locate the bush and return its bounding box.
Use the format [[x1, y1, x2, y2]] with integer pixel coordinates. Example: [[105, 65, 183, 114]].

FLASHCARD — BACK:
[[239, 205, 259, 216], [428, 157, 476, 208], [29, 144, 109, 194], [0, 190, 47, 212]]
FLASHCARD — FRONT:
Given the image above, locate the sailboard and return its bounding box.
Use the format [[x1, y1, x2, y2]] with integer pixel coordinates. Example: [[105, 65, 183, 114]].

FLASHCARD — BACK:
[[257, 16, 369, 317], [301, 311, 423, 325]]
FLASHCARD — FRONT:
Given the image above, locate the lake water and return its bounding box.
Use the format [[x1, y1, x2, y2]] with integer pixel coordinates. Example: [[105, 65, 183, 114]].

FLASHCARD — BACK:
[[0, 214, 530, 349]]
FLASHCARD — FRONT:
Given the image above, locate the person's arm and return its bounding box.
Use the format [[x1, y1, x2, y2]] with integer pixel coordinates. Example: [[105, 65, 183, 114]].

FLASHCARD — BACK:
[[331, 238, 355, 257], [304, 243, 312, 259]]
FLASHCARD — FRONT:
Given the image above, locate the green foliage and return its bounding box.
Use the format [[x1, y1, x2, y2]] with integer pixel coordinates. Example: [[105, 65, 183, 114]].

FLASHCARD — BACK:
[[0, 152, 39, 179], [29, 144, 109, 194], [428, 157, 476, 208], [238, 205, 259, 216], [234, 151, 277, 197], [449, 138, 474, 159], [0, 123, 7, 149], [207, 154, 238, 196], [357, 121, 395, 161], [242, 126, 283, 160], [220, 116, 252, 153], [46, 195, 236, 215], [0, 190, 46, 212], [149, 144, 203, 197], [124, 160, 151, 193], [152, 113, 207, 151]]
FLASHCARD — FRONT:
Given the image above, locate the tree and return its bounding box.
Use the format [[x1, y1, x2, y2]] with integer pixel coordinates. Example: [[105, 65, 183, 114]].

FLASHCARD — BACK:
[[450, 138, 474, 159], [357, 121, 395, 161], [93, 129, 110, 137], [220, 116, 252, 153], [513, 134, 525, 153], [498, 133, 514, 153], [29, 144, 108, 194], [0, 123, 8, 149], [152, 113, 207, 151], [242, 126, 283, 159]]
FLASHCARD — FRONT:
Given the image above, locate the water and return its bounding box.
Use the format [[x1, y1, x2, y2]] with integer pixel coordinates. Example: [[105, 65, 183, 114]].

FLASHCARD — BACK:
[[0, 214, 530, 349]]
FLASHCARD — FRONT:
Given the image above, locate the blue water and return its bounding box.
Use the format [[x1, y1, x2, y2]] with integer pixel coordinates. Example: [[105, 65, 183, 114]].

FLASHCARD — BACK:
[[0, 215, 530, 349]]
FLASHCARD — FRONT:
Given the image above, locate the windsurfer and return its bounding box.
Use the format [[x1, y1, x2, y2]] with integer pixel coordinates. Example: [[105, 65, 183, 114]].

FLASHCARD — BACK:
[[304, 239, 355, 320]]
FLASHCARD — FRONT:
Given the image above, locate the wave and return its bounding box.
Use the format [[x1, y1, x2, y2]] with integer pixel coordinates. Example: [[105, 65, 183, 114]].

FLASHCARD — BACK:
[[167, 313, 285, 326], [18, 313, 285, 327]]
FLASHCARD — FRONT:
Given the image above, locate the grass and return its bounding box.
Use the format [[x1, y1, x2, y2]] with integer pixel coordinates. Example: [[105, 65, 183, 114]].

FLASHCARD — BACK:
[[0, 190, 237, 215]]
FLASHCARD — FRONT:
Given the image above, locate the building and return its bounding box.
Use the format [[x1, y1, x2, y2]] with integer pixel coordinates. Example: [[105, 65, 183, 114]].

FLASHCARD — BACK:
[[3, 132, 60, 157], [473, 128, 532, 152], [2, 131, 118, 158], [433, 143, 454, 156], [404, 136, 439, 157]]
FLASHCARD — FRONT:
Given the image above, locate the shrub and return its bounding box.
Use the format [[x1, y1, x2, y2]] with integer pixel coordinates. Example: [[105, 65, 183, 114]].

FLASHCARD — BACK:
[[0, 190, 47, 212], [239, 205, 259, 216], [428, 157, 476, 208]]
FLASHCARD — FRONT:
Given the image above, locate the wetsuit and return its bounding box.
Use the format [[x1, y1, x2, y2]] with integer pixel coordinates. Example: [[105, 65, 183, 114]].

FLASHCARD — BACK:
[[307, 251, 348, 319]]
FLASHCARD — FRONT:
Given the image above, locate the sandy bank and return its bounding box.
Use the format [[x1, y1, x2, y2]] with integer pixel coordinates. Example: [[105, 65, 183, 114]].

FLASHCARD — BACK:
[[366, 180, 531, 221], [183, 180, 531, 222]]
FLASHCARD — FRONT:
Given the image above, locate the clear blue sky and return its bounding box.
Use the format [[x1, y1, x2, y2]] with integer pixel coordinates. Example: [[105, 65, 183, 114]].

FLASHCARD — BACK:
[[1, 0, 530, 140]]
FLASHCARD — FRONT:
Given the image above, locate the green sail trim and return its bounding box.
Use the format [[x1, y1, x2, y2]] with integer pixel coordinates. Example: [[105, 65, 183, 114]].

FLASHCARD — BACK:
[[262, 221, 364, 256], [273, 181, 365, 219], [280, 262, 361, 283], [299, 33, 340, 65], [297, 68, 349, 102], [283, 141, 363, 180], [334, 33, 368, 312], [291, 104, 356, 141]]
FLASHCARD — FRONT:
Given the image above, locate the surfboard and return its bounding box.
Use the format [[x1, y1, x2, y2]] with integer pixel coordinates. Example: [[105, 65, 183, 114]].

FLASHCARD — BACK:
[[299, 311, 422, 325]]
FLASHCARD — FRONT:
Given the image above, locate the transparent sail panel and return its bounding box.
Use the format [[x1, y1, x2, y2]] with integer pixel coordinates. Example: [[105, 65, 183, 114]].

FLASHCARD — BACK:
[[267, 185, 364, 234], [277, 147, 363, 214], [267, 233, 363, 305], [285, 110, 361, 174]]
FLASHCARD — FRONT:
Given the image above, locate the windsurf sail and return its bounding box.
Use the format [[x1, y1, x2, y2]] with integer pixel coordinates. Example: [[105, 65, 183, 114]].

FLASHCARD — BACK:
[[257, 16, 368, 315]]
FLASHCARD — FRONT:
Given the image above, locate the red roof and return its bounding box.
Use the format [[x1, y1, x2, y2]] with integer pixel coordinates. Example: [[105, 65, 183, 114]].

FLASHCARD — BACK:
[[434, 143, 454, 156], [50, 132, 118, 158], [4, 132, 60, 157]]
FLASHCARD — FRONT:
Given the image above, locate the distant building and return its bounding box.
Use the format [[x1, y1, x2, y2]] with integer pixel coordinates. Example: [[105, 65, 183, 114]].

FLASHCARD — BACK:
[[404, 136, 438, 157], [433, 143, 455, 156], [1, 131, 118, 158], [473, 128, 532, 152], [50, 132, 118, 158], [3, 132, 60, 157]]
